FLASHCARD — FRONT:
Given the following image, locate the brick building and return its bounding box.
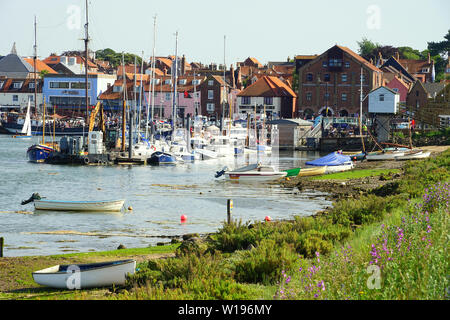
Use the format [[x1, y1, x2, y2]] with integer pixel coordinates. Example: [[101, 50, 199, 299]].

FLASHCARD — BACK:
[[296, 45, 383, 119]]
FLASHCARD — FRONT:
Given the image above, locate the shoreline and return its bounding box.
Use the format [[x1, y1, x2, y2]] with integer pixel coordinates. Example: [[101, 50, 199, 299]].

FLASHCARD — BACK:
[[0, 145, 448, 298]]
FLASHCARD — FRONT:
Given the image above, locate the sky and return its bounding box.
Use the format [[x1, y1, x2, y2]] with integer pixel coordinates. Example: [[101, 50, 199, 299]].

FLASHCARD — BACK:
[[1, 0, 449, 66]]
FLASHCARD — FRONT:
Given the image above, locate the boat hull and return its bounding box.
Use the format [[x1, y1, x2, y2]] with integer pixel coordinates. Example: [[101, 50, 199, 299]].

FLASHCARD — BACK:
[[27, 144, 55, 163], [325, 163, 354, 174], [32, 260, 136, 289], [147, 152, 177, 165], [226, 172, 287, 182], [298, 166, 327, 177], [33, 199, 125, 212], [366, 152, 405, 161], [395, 151, 431, 161]]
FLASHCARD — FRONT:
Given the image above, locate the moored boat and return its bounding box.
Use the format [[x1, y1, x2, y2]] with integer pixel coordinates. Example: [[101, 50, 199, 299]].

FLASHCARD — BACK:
[[366, 150, 405, 161], [284, 167, 301, 177], [395, 150, 431, 161], [32, 259, 136, 289], [147, 151, 177, 165], [216, 163, 287, 182], [27, 143, 57, 163]]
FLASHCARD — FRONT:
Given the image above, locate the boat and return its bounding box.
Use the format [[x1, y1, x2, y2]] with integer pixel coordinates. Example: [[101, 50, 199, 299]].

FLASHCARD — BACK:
[[283, 167, 301, 177], [216, 163, 287, 182], [297, 166, 327, 177], [27, 143, 57, 163], [12, 100, 32, 139], [147, 151, 177, 165], [348, 152, 366, 161], [395, 150, 431, 161], [33, 199, 125, 212], [366, 150, 405, 161], [306, 152, 355, 173], [32, 259, 136, 289]]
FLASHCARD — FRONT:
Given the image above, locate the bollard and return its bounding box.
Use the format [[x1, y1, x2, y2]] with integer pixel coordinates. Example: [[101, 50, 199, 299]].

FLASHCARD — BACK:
[[227, 199, 233, 224], [0, 237, 3, 258]]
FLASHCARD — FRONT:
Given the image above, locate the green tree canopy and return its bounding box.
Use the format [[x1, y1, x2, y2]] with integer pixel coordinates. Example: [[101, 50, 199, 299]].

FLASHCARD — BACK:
[[95, 48, 143, 68]]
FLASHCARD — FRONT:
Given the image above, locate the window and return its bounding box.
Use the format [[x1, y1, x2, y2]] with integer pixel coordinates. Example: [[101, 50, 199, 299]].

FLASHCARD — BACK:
[[165, 79, 172, 85], [360, 75, 366, 83], [179, 79, 187, 85], [324, 93, 330, 101], [421, 68, 429, 73], [12, 95, 18, 102], [324, 74, 330, 82], [306, 73, 313, 82], [70, 82, 90, 89], [242, 96, 251, 104], [0, 81, 3, 89], [192, 79, 201, 85], [113, 86, 122, 93], [208, 80, 214, 86], [208, 90, 214, 100], [29, 82, 35, 89], [328, 59, 342, 67], [264, 97, 273, 105], [322, 61, 328, 68], [13, 82, 23, 89], [306, 92, 312, 101], [207, 103, 215, 111], [345, 62, 350, 68], [165, 93, 171, 101], [50, 82, 70, 89], [29, 95, 34, 102], [392, 88, 399, 92], [416, 90, 419, 97], [379, 94, 384, 101], [341, 93, 347, 101], [341, 73, 347, 82]]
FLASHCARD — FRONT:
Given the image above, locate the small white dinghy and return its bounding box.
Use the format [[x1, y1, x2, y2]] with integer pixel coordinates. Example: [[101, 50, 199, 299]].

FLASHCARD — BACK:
[[216, 163, 287, 182], [33, 199, 125, 212], [32, 259, 136, 289], [395, 150, 431, 161]]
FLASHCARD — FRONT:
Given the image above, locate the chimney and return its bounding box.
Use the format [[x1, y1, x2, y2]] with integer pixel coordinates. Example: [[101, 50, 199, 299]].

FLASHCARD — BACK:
[[163, 67, 167, 76], [230, 64, 235, 89], [181, 55, 186, 76], [427, 52, 431, 64], [395, 51, 400, 60]]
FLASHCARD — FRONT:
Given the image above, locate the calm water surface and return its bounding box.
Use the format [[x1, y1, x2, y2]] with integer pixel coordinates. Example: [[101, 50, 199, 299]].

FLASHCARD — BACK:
[[0, 135, 330, 257]]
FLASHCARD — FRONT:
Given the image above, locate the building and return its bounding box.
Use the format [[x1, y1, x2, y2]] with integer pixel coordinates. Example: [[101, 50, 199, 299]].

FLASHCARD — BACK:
[[42, 54, 97, 75], [43, 73, 116, 115], [368, 86, 400, 114], [384, 76, 410, 103], [296, 45, 383, 119], [198, 74, 230, 120], [0, 77, 43, 111], [237, 76, 297, 118]]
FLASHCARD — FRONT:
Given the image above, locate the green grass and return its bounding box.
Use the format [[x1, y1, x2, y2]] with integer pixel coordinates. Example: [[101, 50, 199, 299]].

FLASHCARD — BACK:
[[310, 169, 401, 180]]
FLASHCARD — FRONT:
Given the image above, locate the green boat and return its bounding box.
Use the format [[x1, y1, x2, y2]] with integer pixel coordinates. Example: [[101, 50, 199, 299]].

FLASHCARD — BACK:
[[284, 167, 301, 177]]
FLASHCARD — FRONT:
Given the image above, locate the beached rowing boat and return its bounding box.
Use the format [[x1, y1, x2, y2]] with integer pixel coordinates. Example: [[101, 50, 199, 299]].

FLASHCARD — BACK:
[[33, 199, 125, 212], [395, 150, 431, 161], [297, 166, 327, 177], [32, 259, 136, 289]]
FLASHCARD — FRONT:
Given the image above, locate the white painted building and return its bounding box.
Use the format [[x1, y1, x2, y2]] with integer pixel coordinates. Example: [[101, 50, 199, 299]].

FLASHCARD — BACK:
[[368, 86, 400, 114], [237, 96, 283, 115]]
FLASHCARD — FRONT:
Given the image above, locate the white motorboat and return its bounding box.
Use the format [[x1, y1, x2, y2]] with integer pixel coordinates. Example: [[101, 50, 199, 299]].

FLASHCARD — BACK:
[[366, 150, 405, 161], [32, 259, 136, 289], [33, 199, 125, 212], [216, 163, 287, 182], [325, 162, 355, 174]]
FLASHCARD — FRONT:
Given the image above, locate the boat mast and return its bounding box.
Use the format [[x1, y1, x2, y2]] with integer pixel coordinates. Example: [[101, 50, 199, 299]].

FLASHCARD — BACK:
[[33, 16, 38, 118], [359, 67, 366, 153], [138, 50, 144, 141], [121, 53, 126, 152], [171, 31, 178, 142], [150, 15, 157, 142], [222, 35, 226, 135], [84, 0, 89, 143]]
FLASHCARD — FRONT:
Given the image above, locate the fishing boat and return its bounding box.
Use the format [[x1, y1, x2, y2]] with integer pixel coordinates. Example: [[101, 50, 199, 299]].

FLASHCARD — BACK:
[[33, 199, 125, 212], [215, 163, 287, 182], [297, 166, 327, 177], [147, 151, 177, 165], [395, 150, 431, 161], [32, 259, 136, 289], [27, 143, 57, 163], [12, 100, 32, 139]]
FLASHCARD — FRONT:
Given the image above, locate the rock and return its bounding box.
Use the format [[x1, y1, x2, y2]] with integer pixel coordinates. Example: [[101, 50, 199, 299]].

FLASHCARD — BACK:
[[117, 244, 126, 250], [183, 233, 200, 241], [156, 242, 165, 246], [176, 237, 208, 256]]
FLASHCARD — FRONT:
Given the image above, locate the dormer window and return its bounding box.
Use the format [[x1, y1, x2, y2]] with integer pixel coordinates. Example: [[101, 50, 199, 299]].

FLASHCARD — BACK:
[[179, 79, 187, 85], [165, 79, 172, 85], [0, 81, 4, 89], [13, 82, 23, 89], [29, 82, 35, 89], [421, 68, 429, 73], [192, 79, 200, 85], [113, 86, 123, 93]]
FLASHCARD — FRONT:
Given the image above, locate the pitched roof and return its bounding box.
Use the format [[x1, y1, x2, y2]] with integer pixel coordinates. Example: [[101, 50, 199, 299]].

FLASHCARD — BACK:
[[23, 58, 57, 74], [335, 45, 381, 72], [399, 59, 432, 74], [0, 53, 33, 73], [237, 76, 297, 98]]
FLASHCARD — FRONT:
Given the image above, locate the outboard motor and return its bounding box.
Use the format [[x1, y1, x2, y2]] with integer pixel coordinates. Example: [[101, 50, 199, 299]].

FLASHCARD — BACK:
[[215, 166, 228, 178], [21, 193, 42, 205]]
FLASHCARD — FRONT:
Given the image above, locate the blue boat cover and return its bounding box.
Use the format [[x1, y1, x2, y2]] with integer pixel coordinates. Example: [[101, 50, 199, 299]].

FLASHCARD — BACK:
[[306, 152, 351, 166]]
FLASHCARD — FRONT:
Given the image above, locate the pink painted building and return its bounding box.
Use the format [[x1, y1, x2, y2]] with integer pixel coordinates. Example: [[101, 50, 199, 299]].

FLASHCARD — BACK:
[[385, 76, 410, 103]]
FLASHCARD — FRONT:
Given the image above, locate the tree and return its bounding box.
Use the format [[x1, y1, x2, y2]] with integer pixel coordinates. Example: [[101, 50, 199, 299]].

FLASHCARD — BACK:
[[95, 48, 142, 68], [428, 30, 450, 82], [357, 38, 381, 61]]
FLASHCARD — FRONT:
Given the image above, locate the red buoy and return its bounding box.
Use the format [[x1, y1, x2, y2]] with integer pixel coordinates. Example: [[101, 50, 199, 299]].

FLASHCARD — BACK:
[[180, 215, 187, 223], [265, 216, 272, 222]]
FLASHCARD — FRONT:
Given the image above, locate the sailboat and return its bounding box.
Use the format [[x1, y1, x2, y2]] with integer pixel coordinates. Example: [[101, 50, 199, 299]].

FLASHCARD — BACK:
[[13, 99, 32, 139]]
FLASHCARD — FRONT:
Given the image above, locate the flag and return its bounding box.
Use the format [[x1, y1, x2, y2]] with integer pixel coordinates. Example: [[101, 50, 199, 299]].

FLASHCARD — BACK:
[[184, 90, 190, 98]]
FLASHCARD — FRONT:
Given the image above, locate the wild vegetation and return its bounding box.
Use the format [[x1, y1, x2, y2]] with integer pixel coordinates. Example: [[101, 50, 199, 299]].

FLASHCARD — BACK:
[[118, 149, 449, 300]]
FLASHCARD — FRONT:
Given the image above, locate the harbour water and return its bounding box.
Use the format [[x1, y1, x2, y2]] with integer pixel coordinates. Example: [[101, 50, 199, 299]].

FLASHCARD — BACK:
[[0, 135, 331, 257]]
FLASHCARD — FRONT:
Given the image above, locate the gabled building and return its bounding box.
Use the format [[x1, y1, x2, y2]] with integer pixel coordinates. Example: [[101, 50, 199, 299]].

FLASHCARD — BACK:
[[0, 77, 43, 111], [384, 76, 410, 103], [237, 75, 297, 118], [368, 86, 400, 114], [197, 74, 231, 119], [296, 45, 383, 118]]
